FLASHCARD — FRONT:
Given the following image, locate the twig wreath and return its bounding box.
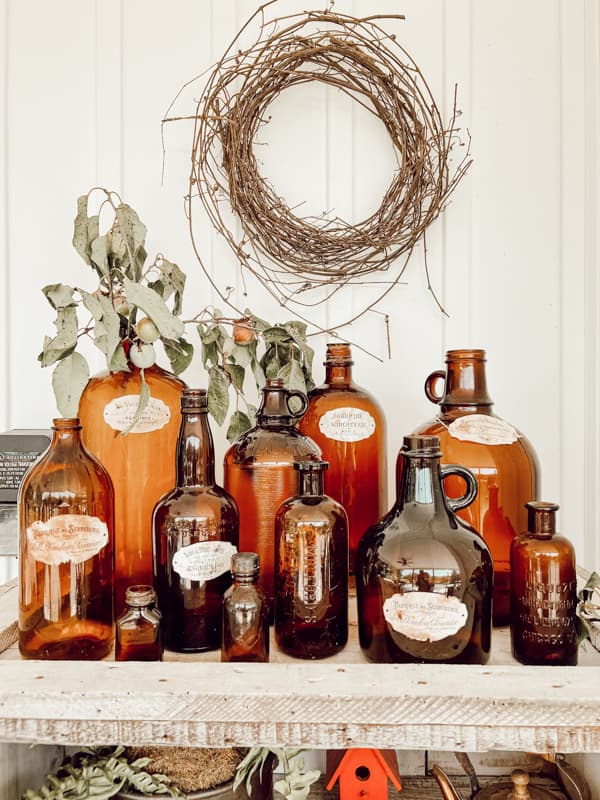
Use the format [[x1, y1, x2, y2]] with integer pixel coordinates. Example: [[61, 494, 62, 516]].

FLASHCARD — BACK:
[[182, 1, 472, 330]]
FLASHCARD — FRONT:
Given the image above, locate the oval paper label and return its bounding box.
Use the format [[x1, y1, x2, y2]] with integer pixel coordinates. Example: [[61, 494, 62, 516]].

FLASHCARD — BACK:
[[27, 514, 109, 565], [447, 414, 518, 446], [383, 592, 468, 641], [103, 395, 171, 434], [172, 541, 237, 582], [319, 408, 376, 442]]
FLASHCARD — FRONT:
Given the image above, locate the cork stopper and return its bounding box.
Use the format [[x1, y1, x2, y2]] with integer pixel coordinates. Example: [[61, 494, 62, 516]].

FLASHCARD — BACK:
[[526, 501, 559, 536], [181, 388, 208, 411]]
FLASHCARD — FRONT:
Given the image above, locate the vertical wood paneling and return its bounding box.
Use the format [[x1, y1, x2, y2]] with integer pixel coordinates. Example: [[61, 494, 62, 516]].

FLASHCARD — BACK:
[[0, 0, 8, 433]]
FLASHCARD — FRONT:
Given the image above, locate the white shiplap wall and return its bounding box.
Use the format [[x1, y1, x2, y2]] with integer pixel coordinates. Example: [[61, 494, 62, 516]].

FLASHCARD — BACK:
[[0, 0, 598, 571]]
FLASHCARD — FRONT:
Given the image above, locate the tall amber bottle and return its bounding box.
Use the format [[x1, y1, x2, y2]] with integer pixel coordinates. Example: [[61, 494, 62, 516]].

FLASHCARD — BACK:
[[510, 502, 578, 666], [224, 378, 321, 610], [356, 435, 493, 664], [153, 389, 239, 652], [298, 343, 387, 572], [78, 358, 185, 611], [414, 349, 539, 625], [19, 418, 114, 660], [275, 461, 348, 659]]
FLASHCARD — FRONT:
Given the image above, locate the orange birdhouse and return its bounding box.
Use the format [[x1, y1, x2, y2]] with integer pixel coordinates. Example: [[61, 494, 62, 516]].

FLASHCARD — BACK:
[[326, 748, 402, 798]]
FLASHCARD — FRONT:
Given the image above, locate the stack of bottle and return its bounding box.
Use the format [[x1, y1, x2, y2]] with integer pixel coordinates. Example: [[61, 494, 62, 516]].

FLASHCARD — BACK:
[[16, 345, 580, 667]]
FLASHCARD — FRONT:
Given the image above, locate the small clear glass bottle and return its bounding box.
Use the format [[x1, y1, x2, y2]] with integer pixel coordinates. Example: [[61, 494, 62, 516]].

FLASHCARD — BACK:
[[274, 460, 348, 659], [510, 502, 578, 666], [222, 552, 269, 663], [115, 585, 163, 662]]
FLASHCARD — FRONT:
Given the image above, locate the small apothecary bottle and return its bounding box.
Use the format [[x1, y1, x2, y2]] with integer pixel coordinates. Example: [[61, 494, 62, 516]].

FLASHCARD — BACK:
[[153, 389, 239, 652], [356, 435, 493, 664], [222, 552, 269, 663], [116, 585, 162, 662], [298, 342, 387, 573], [510, 502, 578, 666], [19, 417, 114, 660], [224, 378, 321, 611], [414, 348, 539, 626], [274, 461, 348, 659]]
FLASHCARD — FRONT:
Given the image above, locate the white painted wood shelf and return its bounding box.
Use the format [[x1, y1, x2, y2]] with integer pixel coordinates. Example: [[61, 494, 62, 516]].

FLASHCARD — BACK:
[[1, 580, 599, 754]]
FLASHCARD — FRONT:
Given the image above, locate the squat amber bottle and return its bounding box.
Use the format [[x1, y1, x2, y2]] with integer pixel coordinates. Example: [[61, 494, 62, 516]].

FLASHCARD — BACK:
[[356, 435, 493, 664], [222, 552, 269, 663], [78, 356, 185, 611], [115, 585, 163, 662], [298, 342, 387, 572], [224, 378, 321, 610], [153, 389, 239, 652], [414, 348, 539, 625], [19, 418, 114, 660], [510, 502, 578, 666]]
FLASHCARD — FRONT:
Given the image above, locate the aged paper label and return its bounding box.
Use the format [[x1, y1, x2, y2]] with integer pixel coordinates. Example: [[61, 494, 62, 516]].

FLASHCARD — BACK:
[[172, 541, 237, 582], [27, 514, 109, 565], [447, 414, 518, 445], [383, 592, 468, 641], [319, 408, 376, 442], [103, 395, 171, 434]]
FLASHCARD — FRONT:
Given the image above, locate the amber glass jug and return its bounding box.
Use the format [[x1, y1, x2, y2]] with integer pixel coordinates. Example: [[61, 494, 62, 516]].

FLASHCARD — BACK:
[[19, 418, 114, 659], [274, 461, 348, 659], [414, 349, 539, 625], [224, 378, 321, 610], [510, 502, 578, 666], [153, 389, 239, 652], [356, 435, 492, 664], [78, 356, 185, 611], [298, 342, 387, 572]]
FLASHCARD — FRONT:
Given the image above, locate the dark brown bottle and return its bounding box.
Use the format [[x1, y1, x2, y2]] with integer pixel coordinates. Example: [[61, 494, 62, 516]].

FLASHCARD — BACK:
[[224, 378, 321, 610], [153, 389, 239, 652], [274, 461, 348, 659], [298, 342, 387, 573], [356, 435, 492, 664], [222, 552, 269, 663], [115, 585, 163, 661], [19, 418, 114, 660], [510, 502, 578, 665], [414, 348, 539, 626]]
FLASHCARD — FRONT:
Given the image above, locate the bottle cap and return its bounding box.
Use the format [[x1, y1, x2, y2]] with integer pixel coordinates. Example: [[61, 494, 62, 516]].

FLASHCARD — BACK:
[[232, 552, 260, 576], [181, 389, 208, 411], [526, 501, 559, 535], [402, 435, 442, 457], [125, 585, 157, 607], [294, 460, 328, 471]]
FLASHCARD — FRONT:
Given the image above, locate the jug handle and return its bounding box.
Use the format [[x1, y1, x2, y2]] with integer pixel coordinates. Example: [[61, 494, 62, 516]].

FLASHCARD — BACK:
[[441, 465, 478, 512], [425, 370, 446, 404], [286, 390, 309, 420]]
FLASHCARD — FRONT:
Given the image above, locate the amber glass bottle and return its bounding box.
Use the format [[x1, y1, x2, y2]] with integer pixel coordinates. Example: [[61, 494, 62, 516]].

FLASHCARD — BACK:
[[414, 349, 539, 625], [153, 389, 239, 652], [78, 358, 185, 611], [356, 435, 492, 664], [510, 502, 578, 666], [222, 552, 269, 663], [224, 378, 321, 610], [115, 585, 163, 662], [274, 461, 348, 659], [298, 342, 387, 572], [19, 418, 114, 660]]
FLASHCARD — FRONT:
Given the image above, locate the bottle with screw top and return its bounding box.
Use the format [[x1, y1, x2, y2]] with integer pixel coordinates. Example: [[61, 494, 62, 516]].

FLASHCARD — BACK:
[[510, 502, 578, 666], [274, 460, 348, 659], [414, 348, 539, 625], [298, 342, 387, 573], [116, 585, 162, 661], [153, 388, 239, 652], [222, 552, 269, 663], [18, 417, 114, 660]]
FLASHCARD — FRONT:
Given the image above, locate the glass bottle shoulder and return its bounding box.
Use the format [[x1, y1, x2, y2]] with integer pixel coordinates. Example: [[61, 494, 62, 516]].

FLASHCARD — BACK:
[[224, 425, 321, 465], [154, 484, 238, 519], [277, 493, 347, 526], [307, 382, 385, 417], [80, 363, 185, 402]]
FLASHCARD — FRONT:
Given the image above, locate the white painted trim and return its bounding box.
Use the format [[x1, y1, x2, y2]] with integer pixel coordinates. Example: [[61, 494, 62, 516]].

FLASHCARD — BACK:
[[0, 0, 8, 432]]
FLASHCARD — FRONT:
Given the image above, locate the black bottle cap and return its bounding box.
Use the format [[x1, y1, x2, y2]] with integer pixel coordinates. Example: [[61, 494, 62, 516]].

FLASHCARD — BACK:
[[526, 501, 559, 535], [402, 435, 442, 457]]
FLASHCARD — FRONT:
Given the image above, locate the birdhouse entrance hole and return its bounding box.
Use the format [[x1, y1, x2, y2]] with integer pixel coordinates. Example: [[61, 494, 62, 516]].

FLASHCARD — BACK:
[[355, 766, 370, 781]]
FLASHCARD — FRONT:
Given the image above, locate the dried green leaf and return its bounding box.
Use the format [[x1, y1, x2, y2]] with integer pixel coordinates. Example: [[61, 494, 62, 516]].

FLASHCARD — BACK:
[[123, 277, 184, 340], [283, 320, 308, 339], [79, 289, 104, 321], [96, 294, 122, 362], [278, 358, 307, 395], [72, 194, 99, 267], [155, 258, 186, 316], [163, 337, 194, 375], [207, 366, 230, 426], [262, 325, 291, 345], [109, 343, 129, 372], [112, 204, 147, 280], [225, 362, 245, 393], [42, 283, 76, 310], [231, 342, 253, 368], [245, 309, 270, 332], [201, 339, 218, 369], [250, 356, 266, 388], [90, 234, 109, 279], [39, 307, 79, 367], [52, 352, 90, 418], [226, 410, 253, 442]]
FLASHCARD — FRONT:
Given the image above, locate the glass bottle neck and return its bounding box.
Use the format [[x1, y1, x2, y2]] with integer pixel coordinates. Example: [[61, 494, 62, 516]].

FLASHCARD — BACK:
[[298, 470, 325, 497], [51, 421, 83, 449], [176, 411, 215, 487], [232, 574, 258, 585], [257, 387, 294, 427], [325, 363, 353, 385], [397, 455, 446, 510], [441, 353, 493, 411]]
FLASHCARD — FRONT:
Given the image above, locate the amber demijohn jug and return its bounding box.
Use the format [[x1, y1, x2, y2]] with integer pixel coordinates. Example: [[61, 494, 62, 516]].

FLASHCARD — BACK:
[[356, 435, 493, 664], [415, 348, 539, 625], [19, 417, 114, 659], [510, 502, 578, 666], [298, 342, 387, 572], [153, 389, 239, 652], [224, 378, 321, 611]]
